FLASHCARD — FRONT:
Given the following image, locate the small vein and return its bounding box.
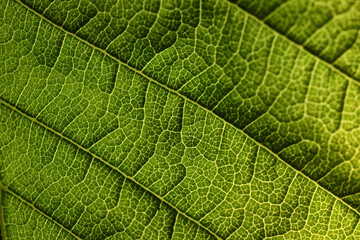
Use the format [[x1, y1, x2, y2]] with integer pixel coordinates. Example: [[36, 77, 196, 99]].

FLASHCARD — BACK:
[[169, 212, 178, 240], [262, 0, 290, 21]]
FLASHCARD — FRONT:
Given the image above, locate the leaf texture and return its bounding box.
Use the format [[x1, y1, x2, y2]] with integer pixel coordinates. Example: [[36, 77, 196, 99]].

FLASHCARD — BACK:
[[230, 0, 360, 80], [0, 0, 360, 239]]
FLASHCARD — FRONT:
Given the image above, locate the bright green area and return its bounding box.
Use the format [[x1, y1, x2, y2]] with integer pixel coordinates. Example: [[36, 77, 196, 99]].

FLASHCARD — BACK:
[[0, 0, 360, 239]]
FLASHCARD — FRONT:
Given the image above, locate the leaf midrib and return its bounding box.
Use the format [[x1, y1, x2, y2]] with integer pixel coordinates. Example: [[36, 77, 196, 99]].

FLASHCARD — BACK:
[[5, 0, 360, 237]]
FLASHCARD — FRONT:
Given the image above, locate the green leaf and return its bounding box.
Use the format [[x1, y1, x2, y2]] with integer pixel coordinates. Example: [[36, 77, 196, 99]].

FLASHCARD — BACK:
[[1, 0, 359, 239]]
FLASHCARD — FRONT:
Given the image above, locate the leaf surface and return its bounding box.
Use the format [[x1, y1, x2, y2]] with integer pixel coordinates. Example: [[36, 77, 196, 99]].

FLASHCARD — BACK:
[[230, 0, 360, 80], [1, 0, 360, 239]]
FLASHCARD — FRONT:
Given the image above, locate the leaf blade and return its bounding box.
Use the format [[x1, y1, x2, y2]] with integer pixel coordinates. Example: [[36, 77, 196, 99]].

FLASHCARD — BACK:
[[1, 0, 360, 239], [9, 0, 360, 211]]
